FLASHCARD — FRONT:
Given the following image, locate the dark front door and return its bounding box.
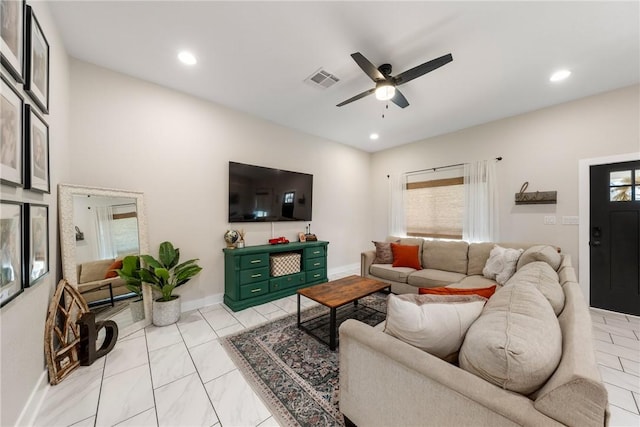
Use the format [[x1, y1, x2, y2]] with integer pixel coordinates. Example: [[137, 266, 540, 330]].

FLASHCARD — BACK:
[[590, 161, 640, 315]]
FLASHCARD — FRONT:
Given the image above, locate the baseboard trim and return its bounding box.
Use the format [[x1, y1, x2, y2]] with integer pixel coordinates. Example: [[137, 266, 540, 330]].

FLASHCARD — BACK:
[[15, 369, 49, 427], [181, 292, 224, 313], [328, 263, 360, 279]]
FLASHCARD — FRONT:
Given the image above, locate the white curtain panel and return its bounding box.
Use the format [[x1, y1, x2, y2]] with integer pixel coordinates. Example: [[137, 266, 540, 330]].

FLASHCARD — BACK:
[[463, 160, 499, 242], [388, 173, 407, 236], [95, 206, 117, 259]]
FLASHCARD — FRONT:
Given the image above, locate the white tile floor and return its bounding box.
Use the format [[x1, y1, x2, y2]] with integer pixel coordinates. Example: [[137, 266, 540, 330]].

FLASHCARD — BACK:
[[34, 290, 640, 427]]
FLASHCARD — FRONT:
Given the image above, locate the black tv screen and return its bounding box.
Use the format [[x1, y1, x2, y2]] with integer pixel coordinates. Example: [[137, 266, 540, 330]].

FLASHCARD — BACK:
[[228, 162, 313, 222]]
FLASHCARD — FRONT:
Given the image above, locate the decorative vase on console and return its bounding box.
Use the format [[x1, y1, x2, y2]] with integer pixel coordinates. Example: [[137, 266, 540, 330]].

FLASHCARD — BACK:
[[236, 229, 246, 248]]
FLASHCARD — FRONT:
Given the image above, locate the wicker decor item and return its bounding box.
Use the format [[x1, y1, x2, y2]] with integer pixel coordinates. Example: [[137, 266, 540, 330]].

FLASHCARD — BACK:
[[44, 279, 90, 385]]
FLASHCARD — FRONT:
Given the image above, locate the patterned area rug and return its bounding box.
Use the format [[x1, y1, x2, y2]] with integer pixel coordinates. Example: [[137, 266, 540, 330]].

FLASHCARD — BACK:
[[221, 293, 388, 427]]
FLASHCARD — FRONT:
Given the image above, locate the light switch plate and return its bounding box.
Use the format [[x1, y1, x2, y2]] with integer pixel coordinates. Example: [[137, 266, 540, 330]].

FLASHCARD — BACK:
[[544, 216, 556, 225], [562, 216, 579, 225]]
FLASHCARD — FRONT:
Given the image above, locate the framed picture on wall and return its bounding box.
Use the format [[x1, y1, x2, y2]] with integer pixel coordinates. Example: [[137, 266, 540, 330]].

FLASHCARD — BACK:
[[0, 200, 24, 307], [24, 5, 48, 114], [25, 104, 50, 193], [0, 74, 24, 186], [25, 203, 48, 286], [0, 0, 25, 82]]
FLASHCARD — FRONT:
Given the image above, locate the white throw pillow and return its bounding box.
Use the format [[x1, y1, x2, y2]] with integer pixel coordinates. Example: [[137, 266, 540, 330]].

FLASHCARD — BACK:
[[384, 294, 486, 360], [482, 245, 524, 285]]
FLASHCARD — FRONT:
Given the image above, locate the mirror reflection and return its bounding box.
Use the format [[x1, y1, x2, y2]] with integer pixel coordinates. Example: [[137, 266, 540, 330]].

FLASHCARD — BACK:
[[59, 184, 151, 336]]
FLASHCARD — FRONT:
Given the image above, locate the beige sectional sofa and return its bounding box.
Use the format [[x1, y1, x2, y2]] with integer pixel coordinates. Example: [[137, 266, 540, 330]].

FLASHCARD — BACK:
[[362, 236, 556, 293], [341, 238, 608, 426]]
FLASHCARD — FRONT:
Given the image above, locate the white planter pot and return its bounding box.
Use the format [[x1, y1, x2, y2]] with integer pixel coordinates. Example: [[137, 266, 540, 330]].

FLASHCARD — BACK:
[[152, 296, 181, 326], [129, 299, 145, 322]]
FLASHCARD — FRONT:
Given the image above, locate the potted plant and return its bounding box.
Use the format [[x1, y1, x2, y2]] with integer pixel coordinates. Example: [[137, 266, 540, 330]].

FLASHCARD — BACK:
[[115, 255, 145, 322], [139, 241, 202, 326]]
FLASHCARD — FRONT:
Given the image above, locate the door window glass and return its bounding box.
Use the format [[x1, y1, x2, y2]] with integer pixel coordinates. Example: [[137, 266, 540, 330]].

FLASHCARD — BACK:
[[609, 170, 632, 202]]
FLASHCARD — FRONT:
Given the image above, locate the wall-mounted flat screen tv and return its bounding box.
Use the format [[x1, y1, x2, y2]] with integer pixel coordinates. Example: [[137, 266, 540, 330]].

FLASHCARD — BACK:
[[228, 161, 313, 222]]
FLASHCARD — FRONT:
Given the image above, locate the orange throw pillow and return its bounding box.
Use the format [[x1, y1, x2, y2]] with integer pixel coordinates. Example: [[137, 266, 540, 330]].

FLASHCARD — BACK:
[[104, 259, 123, 279], [391, 243, 422, 270], [419, 285, 497, 299]]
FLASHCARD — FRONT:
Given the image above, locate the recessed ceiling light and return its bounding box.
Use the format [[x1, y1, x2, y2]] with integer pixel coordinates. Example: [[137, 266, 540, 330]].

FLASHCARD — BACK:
[[178, 51, 197, 66], [370, 133, 379, 140], [550, 69, 571, 82]]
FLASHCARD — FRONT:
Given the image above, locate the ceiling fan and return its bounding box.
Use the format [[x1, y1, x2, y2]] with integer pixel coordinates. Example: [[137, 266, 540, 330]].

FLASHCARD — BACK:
[[336, 52, 453, 109]]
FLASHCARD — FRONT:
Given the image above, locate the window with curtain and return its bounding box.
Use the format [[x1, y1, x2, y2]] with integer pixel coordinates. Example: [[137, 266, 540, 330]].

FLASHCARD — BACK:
[[404, 168, 464, 240]]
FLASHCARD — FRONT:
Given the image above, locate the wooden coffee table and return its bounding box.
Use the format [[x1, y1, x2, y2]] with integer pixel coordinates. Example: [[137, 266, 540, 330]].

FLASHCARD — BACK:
[[297, 275, 390, 350]]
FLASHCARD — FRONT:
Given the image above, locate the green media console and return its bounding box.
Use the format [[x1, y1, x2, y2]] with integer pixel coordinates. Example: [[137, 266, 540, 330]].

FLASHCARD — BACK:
[[223, 241, 329, 311]]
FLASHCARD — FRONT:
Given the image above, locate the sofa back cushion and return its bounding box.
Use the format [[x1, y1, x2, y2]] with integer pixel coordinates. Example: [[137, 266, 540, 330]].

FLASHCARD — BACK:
[[517, 245, 562, 271], [459, 283, 562, 395], [388, 236, 424, 262], [467, 242, 537, 276], [78, 258, 115, 284], [422, 240, 469, 274], [506, 261, 565, 315]]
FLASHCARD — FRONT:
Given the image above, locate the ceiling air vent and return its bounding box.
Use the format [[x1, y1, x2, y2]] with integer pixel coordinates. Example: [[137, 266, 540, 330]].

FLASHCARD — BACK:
[[305, 68, 340, 89]]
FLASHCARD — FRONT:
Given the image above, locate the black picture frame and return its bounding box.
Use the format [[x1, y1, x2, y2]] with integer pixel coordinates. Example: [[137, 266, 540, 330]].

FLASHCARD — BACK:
[[24, 203, 48, 286], [24, 104, 50, 193], [24, 5, 48, 114], [0, 199, 24, 307], [1, 73, 24, 186], [0, 0, 26, 83]]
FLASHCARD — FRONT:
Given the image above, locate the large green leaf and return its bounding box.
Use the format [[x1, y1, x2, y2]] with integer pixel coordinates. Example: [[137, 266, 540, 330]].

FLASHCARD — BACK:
[[141, 255, 162, 269], [155, 267, 170, 282], [175, 265, 203, 286], [121, 255, 140, 275], [138, 268, 159, 284], [159, 241, 179, 268]]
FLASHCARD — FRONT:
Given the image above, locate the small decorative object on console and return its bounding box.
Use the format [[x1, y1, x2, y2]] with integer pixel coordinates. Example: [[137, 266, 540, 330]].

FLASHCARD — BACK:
[[304, 224, 317, 241], [224, 229, 239, 248], [236, 229, 246, 248], [270, 252, 301, 277], [269, 236, 289, 245]]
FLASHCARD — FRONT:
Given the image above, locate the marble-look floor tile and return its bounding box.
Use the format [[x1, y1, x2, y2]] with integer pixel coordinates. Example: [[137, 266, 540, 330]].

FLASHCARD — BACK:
[[263, 309, 288, 321], [104, 335, 149, 378], [253, 301, 282, 316], [199, 302, 225, 314], [605, 317, 640, 333], [96, 364, 154, 426], [33, 369, 102, 427], [258, 416, 282, 427], [590, 312, 606, 324], [114, 408, 158, 426], [593, 322, 638, 339], [232, 307, 268, 328], [271, 297, 298, 313], [201, 306, 239, 330], [621, 356, 640, 376], [605, 382, 639, 414], [149, 341, 196, 388], [599, 365, 640, 394], [155, 372, 218, 427], [593, 330, 612, 343], [177, 311, 217, 348], [69, 415, 95, 427], [189, 339, 236, 383], [120, 328, 145, 341], [214, 322, 245, 337], [596, 350, 623, 371], [595, 339, 639, 361], [204, 369, 271, 427], [609, 404, 640, 427], [145, 323, 182, 352], [611, 334, 640, 351]]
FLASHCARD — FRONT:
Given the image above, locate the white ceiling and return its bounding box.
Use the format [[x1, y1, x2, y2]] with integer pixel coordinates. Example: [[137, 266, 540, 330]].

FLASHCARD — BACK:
[[49, 1, 639, 153]]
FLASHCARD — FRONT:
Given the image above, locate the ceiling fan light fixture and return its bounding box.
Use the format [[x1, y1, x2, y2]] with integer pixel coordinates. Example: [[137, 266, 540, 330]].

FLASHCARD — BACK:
[[375, 82, 395, 101]]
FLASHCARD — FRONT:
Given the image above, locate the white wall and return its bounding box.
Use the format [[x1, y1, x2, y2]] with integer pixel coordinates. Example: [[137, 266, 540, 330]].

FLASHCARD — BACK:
[[67, 59, 372, 307], [370, 85, 640, 288], [0, 2, 71, 425]]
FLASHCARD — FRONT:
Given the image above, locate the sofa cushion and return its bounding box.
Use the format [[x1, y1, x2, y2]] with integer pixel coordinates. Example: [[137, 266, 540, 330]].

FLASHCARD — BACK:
[[407, 269, 466, 288], [370, 264, 415, 283], [391, 243, 422, 269], [372, 240, 398, 264], [482, 245, 523, 285], [422, 240, 469, 274], [384, 294, 486, 360], [79, 258, 115, 284], [507, 261, 565, 315], [104, 259, 123, 279], [459, 284, 562, 394], [454, 275, 498, 289], [419, 285, 497, 299], [517, 245, 561, 271], [467, 242, 533, 276], [388, 236, 424, 260]]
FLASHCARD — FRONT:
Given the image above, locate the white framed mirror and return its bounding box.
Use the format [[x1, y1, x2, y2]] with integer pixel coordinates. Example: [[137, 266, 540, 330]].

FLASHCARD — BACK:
[[58, 184, 152, 336]]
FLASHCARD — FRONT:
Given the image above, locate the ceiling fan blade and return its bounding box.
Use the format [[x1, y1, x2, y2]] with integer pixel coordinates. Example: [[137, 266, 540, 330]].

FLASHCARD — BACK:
[[390, 88, 409, 108], [394, 53, 453, 86], [351, 52, 385, 82], [336, 88, 376, 107]]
